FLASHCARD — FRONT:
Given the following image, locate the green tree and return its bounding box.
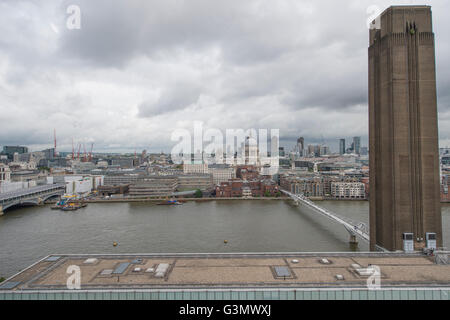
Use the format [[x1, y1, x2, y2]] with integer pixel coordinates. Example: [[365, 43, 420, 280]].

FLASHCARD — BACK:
[[264, 190, 271, 197], [0, 277, 5, 283], [194, 189, 203, 198]]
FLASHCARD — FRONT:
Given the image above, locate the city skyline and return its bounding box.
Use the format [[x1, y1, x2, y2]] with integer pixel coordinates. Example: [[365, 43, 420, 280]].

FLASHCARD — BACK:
[[0, 134, 367, 158], [1, 1, 450, 153]]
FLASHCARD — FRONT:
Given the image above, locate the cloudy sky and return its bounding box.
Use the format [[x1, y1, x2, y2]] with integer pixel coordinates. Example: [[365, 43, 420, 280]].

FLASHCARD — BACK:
[[0, 0, 449, 153]]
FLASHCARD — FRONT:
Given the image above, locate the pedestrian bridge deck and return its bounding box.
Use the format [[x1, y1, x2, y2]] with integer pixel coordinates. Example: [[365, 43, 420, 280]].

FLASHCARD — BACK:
[[281, 190, 371, 244]]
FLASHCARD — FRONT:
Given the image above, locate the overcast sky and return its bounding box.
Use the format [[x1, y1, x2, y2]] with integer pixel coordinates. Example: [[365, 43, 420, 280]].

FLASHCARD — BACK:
[[0, 0, 449, 153]]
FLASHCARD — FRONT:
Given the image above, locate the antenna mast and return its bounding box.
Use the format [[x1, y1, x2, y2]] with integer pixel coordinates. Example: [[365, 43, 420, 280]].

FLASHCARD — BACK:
[[54, 129, 57, 157]]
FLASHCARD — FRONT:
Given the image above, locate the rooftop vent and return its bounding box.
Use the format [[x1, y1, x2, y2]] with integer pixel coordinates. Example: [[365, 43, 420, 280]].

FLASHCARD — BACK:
[[355, 266, 377, 277], [83, 258, 99, 265], [435, 254, 449, 265], [100, 269, 113, 276], [154, 263, 170, 278], [351, 263, 361, 270], [112, 262, 130, 274], [0, 281, 21, 290], [45, 256, 61, 262], [274, 266, 292, 278], [131, 258, 144, 264]]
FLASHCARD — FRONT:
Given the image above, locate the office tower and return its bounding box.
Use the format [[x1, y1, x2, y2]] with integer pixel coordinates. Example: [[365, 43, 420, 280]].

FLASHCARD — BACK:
[[353, 137, 361, 155], [369, 6, 442, 251], [297, 137, 304, 156], [307, 145, 321, 158], [360, 147, 368, 156], [1, 146, 28, 160], [320, 145, 330, 156], [339, 139, 346, 155]]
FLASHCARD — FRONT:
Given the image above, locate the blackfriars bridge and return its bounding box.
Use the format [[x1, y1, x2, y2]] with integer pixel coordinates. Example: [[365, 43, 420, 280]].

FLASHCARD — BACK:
[[0, 184, 65, 215]]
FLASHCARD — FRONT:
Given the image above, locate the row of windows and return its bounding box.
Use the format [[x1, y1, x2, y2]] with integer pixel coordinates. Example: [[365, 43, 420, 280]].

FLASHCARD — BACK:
[[1, 289, 448, 300]]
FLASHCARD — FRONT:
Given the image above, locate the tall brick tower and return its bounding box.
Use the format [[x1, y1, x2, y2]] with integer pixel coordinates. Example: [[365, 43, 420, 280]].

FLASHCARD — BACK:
[[369, 6, 442, 251]]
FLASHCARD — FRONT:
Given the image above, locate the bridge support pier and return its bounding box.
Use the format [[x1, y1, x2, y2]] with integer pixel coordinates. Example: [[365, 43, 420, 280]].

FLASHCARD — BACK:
[[349, 234, 358, 245], [0, 205, 3, 216]]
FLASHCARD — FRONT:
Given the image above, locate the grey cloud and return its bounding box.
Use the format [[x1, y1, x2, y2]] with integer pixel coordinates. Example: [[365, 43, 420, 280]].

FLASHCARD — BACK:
[[138, 83, 202, 117], [57, 0, 356, 68], [1, 0, 450, 152]]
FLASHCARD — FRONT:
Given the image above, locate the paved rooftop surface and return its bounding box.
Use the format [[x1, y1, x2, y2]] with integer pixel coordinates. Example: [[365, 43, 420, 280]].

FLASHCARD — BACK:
[[1, 253, 449, 291]]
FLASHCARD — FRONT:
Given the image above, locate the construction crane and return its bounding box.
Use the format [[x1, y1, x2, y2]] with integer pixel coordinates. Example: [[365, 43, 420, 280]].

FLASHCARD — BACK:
[[72, 139, 75, 160], [54, 129, 57, 157], [83, 144, 87, 162], [77, 144, 81, 161], [320, 134, 326, 147], [89, 143, 94, 162]]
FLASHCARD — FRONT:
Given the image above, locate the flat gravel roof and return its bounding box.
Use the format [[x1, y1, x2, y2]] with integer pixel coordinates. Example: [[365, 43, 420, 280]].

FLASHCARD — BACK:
[[1, 252, 449, 292]]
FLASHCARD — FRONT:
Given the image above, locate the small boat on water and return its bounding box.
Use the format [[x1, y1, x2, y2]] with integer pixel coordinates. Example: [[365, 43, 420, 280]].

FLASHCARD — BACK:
[[157, 200, 183, 206], [51, 198, 68, 210], [61, 205, 78, 211], [53, 196, 88, 211], [60, 202, 87, 211]]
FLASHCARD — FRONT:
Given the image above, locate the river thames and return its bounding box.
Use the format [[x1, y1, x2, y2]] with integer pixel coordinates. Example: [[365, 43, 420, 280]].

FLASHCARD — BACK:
[[0, 200, 449, 278]]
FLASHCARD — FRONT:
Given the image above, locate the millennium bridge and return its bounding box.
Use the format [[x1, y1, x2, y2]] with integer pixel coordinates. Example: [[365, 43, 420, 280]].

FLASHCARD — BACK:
[[0, 184, 65, 215], [280, 190, 388, 251]]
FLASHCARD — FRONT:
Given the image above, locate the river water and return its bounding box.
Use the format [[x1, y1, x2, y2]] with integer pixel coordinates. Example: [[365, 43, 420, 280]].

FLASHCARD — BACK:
[[0, 200, 449, 278]]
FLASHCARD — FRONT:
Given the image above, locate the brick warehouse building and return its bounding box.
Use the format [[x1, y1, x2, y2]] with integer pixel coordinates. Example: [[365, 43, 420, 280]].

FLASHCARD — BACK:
[[216, 179, 279, 198]]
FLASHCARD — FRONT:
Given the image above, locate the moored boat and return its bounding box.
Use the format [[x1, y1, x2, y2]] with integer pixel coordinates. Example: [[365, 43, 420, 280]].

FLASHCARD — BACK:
[[157, 200, 183, 206], [53, 196, 88, 211]]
